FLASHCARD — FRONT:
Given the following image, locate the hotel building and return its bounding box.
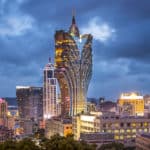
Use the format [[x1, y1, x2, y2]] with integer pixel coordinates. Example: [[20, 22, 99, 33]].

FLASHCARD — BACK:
[[118, 93, 144, 116], [54, 15, 93, 116]]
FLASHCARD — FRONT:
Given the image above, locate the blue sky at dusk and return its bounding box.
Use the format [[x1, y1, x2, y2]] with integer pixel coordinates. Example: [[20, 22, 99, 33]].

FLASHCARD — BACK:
[[0, 0, 150, 100]]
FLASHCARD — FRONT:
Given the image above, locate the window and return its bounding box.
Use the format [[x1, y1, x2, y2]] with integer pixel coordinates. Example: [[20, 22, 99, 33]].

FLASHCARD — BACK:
[[120, 123, 124, 127], [127, 123, 131, 127]]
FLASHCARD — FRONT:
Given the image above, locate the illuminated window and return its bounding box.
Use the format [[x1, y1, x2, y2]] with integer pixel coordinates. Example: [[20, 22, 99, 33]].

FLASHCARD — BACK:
[[144, 122, 148, 127], [115, 123, 119, 127], [114, 135, 119, 140], [144, 129, 148, 132], [126, 129, 131, 133], [131, 123, 136, 127], [120, 135, 124, 140], [114, 130, 119, 133], [120, 129, 124, 133], [132, 135, 136, 138], [132, 129, 136, 133], [127, 135, 131, 138], [139, 129, 142, 132], [107, 130, 112, 133]]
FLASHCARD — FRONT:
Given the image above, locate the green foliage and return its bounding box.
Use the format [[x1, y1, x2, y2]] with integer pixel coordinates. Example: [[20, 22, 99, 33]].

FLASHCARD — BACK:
[[0, 139, 39, 150], [0, 140, 17, 150], [16, 138, 39, 150], [0, 136, 136, 150], [2, 135, 138, 150], [40, 134, 96, 150]]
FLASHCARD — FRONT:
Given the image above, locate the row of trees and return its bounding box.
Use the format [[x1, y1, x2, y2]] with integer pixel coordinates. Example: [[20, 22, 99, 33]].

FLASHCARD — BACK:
[[0, 134, 135, 150]]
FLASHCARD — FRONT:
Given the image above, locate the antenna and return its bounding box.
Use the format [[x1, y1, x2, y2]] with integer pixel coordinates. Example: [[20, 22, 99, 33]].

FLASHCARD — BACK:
[[49, 57, 51, 63], [72, 8, 75, 17]]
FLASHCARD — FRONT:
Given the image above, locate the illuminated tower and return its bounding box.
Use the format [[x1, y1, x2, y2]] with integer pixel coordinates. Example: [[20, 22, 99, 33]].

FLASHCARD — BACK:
[[55, 15, 93, 116], [43, 60, 57, 119]]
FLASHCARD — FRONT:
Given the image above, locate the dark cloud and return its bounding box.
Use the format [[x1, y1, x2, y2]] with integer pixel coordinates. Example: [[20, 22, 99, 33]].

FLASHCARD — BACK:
[[0, 0, 150, 99]]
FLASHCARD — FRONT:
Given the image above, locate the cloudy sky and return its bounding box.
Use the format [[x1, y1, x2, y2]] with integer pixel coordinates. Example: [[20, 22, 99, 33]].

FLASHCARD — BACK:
[[0, 0, 150, 100]]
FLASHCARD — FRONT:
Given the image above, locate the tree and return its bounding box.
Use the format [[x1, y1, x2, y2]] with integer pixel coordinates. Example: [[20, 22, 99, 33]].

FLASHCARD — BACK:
[[40, 134, 96, 150], [0, 139, 40, 150], [16, 138, 40, 150], [0, 134, 97, 150], [0, 140, 17, 150]]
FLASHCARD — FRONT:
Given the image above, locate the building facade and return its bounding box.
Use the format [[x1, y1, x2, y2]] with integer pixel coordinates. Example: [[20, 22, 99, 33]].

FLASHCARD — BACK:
[[45, 117, 72, 138], [0, 98, 8, 127], [16, 86, 43, 134], [136, 133, 150, 150], [54, 15, 93, 116], [80, 132, 114, 148], [118, 93, 144, 116], [43, 61, 59, 119], [73, 112, 150, 146]]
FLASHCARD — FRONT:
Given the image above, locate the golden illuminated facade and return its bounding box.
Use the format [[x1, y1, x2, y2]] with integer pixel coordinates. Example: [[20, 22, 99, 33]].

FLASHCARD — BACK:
[[55, 15, 93, 116], [118, 93, 144, 116]]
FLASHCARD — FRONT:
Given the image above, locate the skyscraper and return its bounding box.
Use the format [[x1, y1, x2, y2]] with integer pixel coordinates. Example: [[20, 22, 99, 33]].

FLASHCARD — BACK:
[[43, 60, 58, 119], [0, 98, 8, 127], [55, 15, 93, 116], [16, 86, 43, 134], [16, 86, 43, 121]]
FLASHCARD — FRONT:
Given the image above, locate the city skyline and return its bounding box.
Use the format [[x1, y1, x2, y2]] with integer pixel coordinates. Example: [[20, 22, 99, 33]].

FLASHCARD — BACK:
[[0, 0, 150, 100]]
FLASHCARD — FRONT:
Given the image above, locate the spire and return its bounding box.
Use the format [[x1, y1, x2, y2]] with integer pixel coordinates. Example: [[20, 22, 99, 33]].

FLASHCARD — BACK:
[[69, 9, 80, 37], [72, 15, 76, 24], [72, 9, 76, 24]]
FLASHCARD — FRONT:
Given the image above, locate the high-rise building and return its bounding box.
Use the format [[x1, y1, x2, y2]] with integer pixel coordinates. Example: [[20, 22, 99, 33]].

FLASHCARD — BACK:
[[0, 98, 8, 126], [55, 15, 93, 116], [43, 61, 58, 119], [16, 86, 43, 134], [0, 98, 7, 118], [16, 86, 43, 121], [118, 92, 144, 116]]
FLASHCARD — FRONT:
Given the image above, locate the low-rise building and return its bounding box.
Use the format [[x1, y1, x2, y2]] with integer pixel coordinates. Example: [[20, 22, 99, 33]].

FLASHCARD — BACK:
[[80, 132, 114, 147], [118, 92, 144, 116], [73, 112, 150, 146], [0, 126, 13, 142], [136, 133, 150, 150], [45, 117, 72, 138]]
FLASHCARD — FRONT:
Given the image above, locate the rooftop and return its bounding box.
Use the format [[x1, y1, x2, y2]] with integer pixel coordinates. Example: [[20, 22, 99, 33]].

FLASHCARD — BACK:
[[140, 133, 150, 139]]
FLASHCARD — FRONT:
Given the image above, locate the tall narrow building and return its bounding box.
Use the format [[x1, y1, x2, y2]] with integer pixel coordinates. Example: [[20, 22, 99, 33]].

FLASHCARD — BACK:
[[43, 60, 57, 119], [55, 15, 93, 116]]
